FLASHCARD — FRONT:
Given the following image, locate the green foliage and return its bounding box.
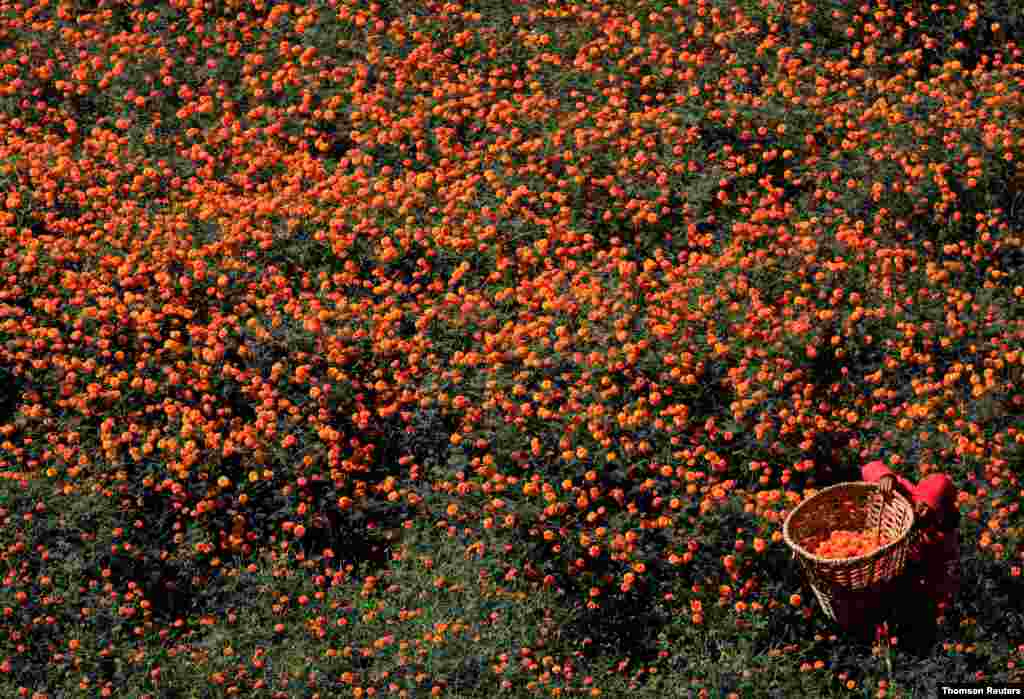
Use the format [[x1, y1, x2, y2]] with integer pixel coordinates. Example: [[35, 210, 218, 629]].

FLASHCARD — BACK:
[[3, 0, 1024, 696]]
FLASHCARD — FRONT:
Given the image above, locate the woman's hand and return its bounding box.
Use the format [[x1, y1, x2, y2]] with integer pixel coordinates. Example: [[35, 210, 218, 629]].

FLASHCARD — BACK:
[[878, 473, 896, 498]]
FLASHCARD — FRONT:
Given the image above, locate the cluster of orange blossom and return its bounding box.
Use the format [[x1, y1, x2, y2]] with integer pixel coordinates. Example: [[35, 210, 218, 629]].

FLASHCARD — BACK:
[[813, 529, 892, 560], [0, 0, 1021, 695]]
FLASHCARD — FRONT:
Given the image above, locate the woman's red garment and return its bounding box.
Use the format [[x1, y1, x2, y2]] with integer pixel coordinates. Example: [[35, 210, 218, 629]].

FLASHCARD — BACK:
[[861, 461, 916, 500], [860, 461, 961, 610], [914, 473, 957, 522]]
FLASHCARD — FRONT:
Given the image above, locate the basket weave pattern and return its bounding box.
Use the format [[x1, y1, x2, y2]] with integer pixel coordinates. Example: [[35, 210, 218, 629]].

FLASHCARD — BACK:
[[783, 482, 916, 624]]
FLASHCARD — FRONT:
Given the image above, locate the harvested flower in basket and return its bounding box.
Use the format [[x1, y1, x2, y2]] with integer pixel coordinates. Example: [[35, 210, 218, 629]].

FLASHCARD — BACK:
[[814, 529, 893, 559]]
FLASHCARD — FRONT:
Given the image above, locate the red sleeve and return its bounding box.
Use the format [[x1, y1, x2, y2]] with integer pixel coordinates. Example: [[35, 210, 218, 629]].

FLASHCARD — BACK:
[[862, 461, 916, 498], [861, 460, 892, 483], [896, 475, 917, 496]]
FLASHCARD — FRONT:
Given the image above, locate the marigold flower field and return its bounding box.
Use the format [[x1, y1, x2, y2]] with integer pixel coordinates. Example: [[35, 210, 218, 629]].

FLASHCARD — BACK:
[[1, 0, 1024, 696]]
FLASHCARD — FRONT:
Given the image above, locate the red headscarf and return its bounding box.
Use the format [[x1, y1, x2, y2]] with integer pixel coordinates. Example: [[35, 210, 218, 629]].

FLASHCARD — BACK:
[[914, 473, 957, 518]]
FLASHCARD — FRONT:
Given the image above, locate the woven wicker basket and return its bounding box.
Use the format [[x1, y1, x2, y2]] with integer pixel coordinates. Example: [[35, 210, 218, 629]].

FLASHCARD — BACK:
[[783, 481, 916, 627]]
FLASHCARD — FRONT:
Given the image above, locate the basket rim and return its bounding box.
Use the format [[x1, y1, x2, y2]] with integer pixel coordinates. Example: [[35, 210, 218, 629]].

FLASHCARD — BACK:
[[782, 481, 915, 564]]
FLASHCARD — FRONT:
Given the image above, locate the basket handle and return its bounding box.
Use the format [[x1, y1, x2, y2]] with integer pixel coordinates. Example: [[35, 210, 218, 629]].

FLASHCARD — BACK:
[[877, 476, 927, 543], [876, 475, 911, 545], [877, 474, 914, 500]]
